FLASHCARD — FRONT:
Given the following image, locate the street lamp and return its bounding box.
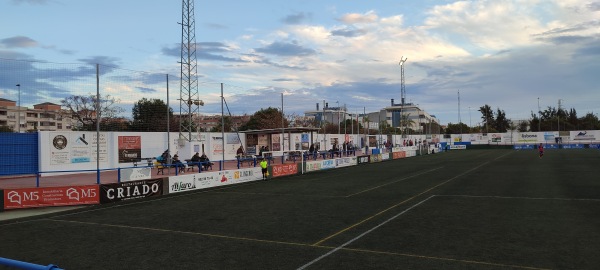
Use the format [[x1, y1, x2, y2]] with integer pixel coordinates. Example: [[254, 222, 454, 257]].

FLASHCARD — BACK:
[[16, 84, 20, 133]]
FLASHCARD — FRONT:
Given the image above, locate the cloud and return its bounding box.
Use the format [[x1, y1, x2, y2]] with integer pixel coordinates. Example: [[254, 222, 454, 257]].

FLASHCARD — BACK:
[[10, 0, 49, 5], [589, 2, 600, 11], [137, 87, 158, 94], [330, 27, 368, 37], [0, 36, 38, 48], [282, 12, 312, 25], [161, 42, 247, 63], [254, 41, 317, 57], [337, 10, 378, 24], [204, 23, 228, 29]]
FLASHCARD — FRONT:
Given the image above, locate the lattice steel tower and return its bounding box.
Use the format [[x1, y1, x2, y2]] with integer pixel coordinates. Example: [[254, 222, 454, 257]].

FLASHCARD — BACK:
[[399, 56, 408, 105], [179, 0, 200, 141]]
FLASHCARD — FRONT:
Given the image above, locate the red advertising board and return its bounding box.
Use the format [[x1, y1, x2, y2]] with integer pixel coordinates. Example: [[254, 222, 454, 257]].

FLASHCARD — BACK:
[[271, 163, 298, 177], [3, 185, 100, 210], [392, 151, 406, 159]]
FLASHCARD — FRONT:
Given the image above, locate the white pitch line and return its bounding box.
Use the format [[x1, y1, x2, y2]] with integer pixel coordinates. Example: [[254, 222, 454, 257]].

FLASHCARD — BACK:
[[297, 195, 436, 270]]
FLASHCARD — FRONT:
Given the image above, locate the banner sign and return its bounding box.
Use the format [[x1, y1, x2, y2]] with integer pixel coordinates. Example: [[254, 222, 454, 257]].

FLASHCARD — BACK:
[[272, 163, 298, 178], [168, 168, 262, 194], [321, 159, 335, 170], [392, 151, 406, 159], [100, 179, 163, 204], [357, 155, 370, 165], [572, 131, 596, 141], [120, 167, 152, 182], [305, 161, 323, 172], [118, 136, 141, 163], [449, 145, 467, 150], [370, 154, 383, 163], [3, 185, 99, 210], [335, 157, 356, 168]]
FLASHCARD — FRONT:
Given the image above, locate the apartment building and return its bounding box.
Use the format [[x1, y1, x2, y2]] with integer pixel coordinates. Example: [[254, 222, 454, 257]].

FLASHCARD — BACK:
[[0, 98, 72, 132]]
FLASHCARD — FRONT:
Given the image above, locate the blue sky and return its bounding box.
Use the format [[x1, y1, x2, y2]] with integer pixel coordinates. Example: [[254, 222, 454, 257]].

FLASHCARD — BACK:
[[1, 0, 599, 126]]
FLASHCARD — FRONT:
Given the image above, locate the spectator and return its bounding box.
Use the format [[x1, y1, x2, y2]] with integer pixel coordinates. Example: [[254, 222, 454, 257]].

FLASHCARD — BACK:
[[191, 152, 201, 170], [236, 145, 244, 157]]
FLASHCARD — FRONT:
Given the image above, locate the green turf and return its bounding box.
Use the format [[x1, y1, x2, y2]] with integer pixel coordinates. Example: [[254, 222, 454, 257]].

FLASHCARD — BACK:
[[1, 149, 599, 269]]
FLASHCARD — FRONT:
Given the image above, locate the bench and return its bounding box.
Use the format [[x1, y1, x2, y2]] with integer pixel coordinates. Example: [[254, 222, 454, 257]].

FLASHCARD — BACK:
[[154, 161, 165, 175], [237, 155, 254, 167], [133, 158, 154, 167]]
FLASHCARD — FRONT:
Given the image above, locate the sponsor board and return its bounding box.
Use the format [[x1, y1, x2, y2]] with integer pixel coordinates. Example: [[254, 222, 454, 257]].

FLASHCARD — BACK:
[[121, 167, 152, 182], [572, 131, 595, 141], [272, 163, 298, 177], [357, 155, 370, 165], [321, 159, 335, 170], [168, 168, 262, 194], [4, 185, 99, 210], [370, 154, 383, 163], [449, 145, 467, 150], [335, 157, 357, 168], [100, 179, 162, 203], [392, 151, 406, 159], [518, 133, 539, 142], [305, 161, 322, 172], [381, 153, 390, 161]]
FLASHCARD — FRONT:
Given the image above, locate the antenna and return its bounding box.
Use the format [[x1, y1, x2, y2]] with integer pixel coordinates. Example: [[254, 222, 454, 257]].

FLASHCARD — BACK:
[[399, 56, 408, 105]]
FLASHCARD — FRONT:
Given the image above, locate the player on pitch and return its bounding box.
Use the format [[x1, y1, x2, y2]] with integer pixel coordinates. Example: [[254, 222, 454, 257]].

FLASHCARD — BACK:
[[538, 143, 544, 158]]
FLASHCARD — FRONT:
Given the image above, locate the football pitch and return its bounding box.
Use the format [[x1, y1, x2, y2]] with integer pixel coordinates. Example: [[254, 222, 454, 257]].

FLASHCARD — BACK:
[[1, 149, 599, 269]]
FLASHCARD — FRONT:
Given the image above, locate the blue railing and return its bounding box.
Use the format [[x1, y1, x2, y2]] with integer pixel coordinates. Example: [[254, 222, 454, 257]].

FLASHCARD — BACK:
[[0, 257, 62, 270]]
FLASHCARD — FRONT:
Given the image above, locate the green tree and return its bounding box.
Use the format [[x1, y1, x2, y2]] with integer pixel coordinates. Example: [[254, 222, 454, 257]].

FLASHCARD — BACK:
[[0, 125, 13, 132], [239, 107, 288, 130], [131, 98, 173, 131], [210, 116, 234, 132], [478, 105, 494, 133], [494, 108, 510, 132], [444, 122, 470, 135]]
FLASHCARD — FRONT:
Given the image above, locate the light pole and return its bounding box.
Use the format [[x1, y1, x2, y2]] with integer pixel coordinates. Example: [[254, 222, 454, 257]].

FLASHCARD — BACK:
[[16, 84, 21, 133], [468, 106, 472, 132], [336, 101, 340, 134], [537, 97, 541, 131]]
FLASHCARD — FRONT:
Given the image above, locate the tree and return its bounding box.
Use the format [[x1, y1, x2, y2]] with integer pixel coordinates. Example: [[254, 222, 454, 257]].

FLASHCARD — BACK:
[[239, 107, 288, 130], [478, 105, 494, 133], [61, 94, 125, 131], [131, 98, 172, 131], [0, 125, 13, 132], [494, 108, 510, 132], [210, 116, 234, 132], [445, 122, 470, 135]]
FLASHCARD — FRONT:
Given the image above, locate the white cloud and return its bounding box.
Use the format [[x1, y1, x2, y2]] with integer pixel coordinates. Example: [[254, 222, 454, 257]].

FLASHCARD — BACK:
[[337, 10, 379, 24]]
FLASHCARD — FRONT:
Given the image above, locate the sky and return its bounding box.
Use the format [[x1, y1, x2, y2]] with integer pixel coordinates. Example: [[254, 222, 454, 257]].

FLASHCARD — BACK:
[[1, 0, 599, 126]]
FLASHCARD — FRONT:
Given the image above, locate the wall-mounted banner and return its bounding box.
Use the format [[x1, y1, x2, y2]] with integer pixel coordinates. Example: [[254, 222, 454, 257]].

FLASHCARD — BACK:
[[449, 145, 467, 150], [50, 132, 107, 165], [168, 168, 262, 194], [305, 160, 322, 172], [100, 179, 162, 204], [518, 133, 539, 143], [118, 136, 141, 163], [335, 157, 357, 168], [272, 163, 298, 177], [120, 167, 152, 182], [3, 185, 99, 210], [321, 159, 335, 170], [357, 155, 370, 165], [370, 154, 383, 163], [392, 151, 406, 159], [571, 131, 596, 141]]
